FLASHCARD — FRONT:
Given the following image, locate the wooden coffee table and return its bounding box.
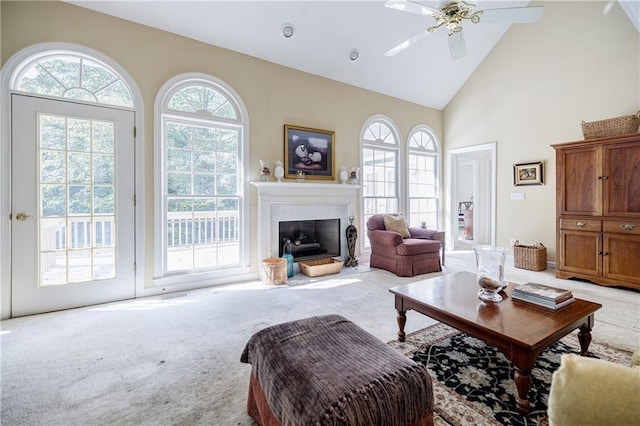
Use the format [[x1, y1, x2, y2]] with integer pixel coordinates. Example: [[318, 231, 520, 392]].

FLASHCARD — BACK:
[[389, 271, 602, 413]]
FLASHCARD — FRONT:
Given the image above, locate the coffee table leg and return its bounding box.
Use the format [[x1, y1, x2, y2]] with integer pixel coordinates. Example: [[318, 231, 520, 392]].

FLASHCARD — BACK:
[[396, 310, 407, 342], [578, 323, 593, 356], [514, 366, 532, 413]]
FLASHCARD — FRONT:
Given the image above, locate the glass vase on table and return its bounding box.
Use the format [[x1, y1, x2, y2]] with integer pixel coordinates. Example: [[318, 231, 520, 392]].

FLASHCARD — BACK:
[[473, 245, 508, 303]]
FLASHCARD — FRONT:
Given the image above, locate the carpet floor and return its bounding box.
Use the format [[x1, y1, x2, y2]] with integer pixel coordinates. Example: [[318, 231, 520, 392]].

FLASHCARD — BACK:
[[1, 251, 638, 425], [388, 323, 633, 426]]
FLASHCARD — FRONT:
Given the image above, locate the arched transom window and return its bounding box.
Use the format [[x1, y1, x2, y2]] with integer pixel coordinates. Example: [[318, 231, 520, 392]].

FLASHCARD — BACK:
[[408, 127, 439, 228], [166, 84, 237, 119], [14, 53, 133, 108]]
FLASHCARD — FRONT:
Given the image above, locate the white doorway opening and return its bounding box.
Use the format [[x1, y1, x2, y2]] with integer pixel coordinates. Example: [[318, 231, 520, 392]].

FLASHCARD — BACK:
[[446, 143, 496, 251]]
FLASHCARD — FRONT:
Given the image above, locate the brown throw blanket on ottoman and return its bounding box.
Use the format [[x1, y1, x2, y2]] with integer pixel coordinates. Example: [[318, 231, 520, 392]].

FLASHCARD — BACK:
[[240, 314, 433, 425]]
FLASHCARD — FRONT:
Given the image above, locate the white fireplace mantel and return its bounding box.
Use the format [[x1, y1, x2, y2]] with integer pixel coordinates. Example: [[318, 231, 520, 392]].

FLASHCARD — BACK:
[[250, 181, 361, 264]]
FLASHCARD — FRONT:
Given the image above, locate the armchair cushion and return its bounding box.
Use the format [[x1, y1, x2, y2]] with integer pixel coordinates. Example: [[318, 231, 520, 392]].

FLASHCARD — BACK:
[[383, 214, 411, 238], [547, 353, 640, 425], [396, 238, 441, 256]]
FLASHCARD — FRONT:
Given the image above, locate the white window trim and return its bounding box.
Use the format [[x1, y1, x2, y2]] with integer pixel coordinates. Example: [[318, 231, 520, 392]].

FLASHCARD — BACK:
[[152, 73, 251, 290], [0, 42, 146, 319], [359, 114, 402, 253], [407, 124, 441, 229]]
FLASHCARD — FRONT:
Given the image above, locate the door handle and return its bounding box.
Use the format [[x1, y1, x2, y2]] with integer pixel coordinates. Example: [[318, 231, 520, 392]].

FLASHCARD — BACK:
[[15, 212, 35, 221]]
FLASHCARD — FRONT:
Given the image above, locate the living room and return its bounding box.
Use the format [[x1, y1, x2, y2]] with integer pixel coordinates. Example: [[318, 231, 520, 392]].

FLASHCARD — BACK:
[[1, 1, 639, 424], [2, 1, 638, 310]]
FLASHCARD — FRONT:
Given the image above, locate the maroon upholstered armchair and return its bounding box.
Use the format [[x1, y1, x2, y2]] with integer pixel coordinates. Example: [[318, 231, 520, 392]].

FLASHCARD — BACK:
[[366, 214, 444, 277]]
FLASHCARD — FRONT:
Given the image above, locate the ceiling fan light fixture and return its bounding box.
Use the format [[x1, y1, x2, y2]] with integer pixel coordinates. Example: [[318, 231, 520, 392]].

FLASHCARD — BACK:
[[384, 0, 543, 60], [282, 24, 295, 38]]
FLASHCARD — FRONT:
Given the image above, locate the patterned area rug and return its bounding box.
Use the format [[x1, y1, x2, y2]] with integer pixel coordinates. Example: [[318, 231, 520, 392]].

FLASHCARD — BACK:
[[388, 323, 632, 426]]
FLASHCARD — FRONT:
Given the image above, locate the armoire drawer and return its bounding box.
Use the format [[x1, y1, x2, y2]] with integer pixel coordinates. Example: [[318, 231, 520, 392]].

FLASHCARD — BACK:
[[560, 218, 601, 232], [604, 220, 640, 236]]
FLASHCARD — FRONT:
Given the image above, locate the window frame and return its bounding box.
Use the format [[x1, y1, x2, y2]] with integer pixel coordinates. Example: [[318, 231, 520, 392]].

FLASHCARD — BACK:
[[360, 115, 402, 250], [153, 73, 250, 286], [407, 125, 440, 230]]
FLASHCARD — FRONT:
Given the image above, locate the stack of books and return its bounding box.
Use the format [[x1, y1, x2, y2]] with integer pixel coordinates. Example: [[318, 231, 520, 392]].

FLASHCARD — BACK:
[[511, 282, 575, 310]]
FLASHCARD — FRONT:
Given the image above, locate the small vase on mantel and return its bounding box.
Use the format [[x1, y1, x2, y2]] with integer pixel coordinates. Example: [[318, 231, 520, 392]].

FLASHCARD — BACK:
[[339, 167, 348, 184]]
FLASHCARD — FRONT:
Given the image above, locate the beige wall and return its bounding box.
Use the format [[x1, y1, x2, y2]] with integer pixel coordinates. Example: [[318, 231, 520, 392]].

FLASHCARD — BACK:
[[444, 1, 640, 261], [1, 1, 442, 288]]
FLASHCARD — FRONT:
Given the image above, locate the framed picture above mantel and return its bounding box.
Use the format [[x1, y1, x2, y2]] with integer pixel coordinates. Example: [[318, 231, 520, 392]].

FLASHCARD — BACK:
[[513, 161, 544, 186], [284, 124, 335, 180]]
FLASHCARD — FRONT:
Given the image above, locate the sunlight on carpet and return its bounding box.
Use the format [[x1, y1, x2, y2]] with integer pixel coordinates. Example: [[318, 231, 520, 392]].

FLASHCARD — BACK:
[[388, 323, 632, 426]]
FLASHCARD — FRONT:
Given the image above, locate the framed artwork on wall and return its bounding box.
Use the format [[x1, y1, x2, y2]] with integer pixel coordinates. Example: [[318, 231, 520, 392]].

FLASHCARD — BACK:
[[284, 124, 335, 180], [514, 161, 544, 186]]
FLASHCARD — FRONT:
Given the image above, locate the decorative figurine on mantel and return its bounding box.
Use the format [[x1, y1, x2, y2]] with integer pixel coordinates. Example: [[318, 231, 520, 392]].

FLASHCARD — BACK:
[[260, 160, 271, 181], [349, 167, 359, 184], [274, 161, 285, 182], [339, 166, 348, 184], [344, 215, 358, 267]]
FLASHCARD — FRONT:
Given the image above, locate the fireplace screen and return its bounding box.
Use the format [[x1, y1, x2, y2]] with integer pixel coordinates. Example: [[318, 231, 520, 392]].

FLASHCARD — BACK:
[[278, 219, 340, 261]]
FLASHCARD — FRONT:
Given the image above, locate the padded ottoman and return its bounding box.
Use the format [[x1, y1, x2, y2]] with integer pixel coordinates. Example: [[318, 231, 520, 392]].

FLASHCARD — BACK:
[[240, 314, 433, 426]]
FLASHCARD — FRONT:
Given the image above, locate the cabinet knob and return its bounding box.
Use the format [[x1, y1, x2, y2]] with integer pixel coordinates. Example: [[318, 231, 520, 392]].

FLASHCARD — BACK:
[[602, 176, 609, 180], [620, 224, 636, 231], [575, 221, 586, 227]]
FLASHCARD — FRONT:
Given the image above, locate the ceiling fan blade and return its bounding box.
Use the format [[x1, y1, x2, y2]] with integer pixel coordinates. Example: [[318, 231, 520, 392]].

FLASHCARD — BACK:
[[385, 29, 432, 56], [384, 0, 438, 17], [448, 30, 467, 61], [478, 6, 544, 24]]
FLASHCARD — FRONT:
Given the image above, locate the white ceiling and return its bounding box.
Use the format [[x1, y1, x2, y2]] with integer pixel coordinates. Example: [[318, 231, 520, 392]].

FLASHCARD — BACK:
[[68, 0, 639, 111]]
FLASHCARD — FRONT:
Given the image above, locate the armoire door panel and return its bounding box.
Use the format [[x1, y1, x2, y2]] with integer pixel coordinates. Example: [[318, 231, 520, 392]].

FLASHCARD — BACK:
[[603, 234, 640, 285], [560, 147, 601, 215], [560, 230, 601, 276], [604, 142, 640, 217]]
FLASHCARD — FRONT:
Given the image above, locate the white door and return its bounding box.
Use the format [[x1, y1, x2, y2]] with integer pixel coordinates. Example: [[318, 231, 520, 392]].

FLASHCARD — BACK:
[[11, 94, 135, 317]]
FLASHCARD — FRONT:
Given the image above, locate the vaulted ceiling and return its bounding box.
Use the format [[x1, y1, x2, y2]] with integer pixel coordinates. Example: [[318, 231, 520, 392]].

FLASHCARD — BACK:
[[68, 1, 639, 110]]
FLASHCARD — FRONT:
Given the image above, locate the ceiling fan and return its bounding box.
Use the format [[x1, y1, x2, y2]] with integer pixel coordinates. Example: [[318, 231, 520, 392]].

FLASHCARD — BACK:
[[385, 0, 544, 60]]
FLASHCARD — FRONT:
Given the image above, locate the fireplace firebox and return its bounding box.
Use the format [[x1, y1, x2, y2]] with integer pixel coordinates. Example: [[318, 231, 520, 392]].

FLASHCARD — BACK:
[[278, 219, 340, 261]]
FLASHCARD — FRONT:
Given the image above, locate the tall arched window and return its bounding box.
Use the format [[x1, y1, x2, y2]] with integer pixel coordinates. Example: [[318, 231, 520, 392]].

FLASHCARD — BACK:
[[361, 116, 400, 246], [155, 75, 247, 279], [407, 126, 440, 228]]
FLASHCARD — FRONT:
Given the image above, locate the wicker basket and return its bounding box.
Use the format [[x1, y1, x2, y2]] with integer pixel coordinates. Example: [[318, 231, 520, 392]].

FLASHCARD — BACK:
[[262, 258, 287, 285], [513, 241, 547, 271], [581, 112, 640, 139], [299, 258, 343, 277]]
